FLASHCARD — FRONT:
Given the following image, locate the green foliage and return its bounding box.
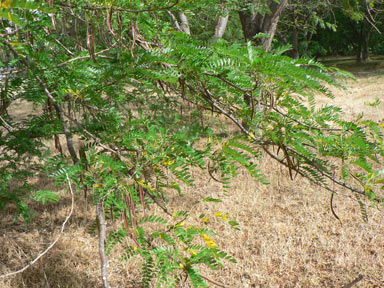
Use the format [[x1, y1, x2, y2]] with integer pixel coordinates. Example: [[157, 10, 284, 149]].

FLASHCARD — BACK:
[[0, 0, 383, 286], [30, 190, 60, 205]]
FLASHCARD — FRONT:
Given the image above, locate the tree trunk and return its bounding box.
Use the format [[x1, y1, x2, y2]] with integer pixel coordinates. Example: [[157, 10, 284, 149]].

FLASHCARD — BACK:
[[263, 0, 288, 52], [302, 31, 308, 57], [178, 12, 191, 35], [362, 22, 371, 63], [0, 78, 10, 115], [168, 11, 182, 32], [238, 0, 288, 52], [97, 201, 110, 288], [356, 22, 363, 63], [214, 9, 229, 39], [276, 30, 289, 45], [356, 20, 372, 63], [291, 26, 299, 59], [168, 11, 191, 35]]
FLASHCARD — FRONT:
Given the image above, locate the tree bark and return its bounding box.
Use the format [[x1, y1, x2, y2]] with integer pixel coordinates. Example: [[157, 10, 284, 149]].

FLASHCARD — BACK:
[[291, 26, 299, 59], [168, 11, 182, 32], [238, 0, 288, 52], [97, 201, 110, 288], [0, 78, 10, 115], [263, 0, 288, 52], [168, 11, 191, 35], [302, 31, 309, 57], [276, 30, 289, 45], [214, 9, 229, 39], [356, 22, 363, 63], [362, 22, 371, 63], [178, 12, 191, 35]]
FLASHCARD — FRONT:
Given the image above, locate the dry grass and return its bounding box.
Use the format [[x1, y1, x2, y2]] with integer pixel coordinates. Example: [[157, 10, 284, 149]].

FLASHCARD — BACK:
[[1, 70, 384, 287], [318, 68, 384, 122]]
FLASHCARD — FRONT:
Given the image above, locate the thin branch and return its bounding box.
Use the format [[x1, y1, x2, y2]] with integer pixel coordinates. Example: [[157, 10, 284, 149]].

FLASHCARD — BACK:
[[204, 72, 253, 95], [364, 14, 381, 34], [0, 115, 16, 132], [261, 144, 351, 200], [40, 80, 134, 164], [330, 171, 342, 224], [36, 76, 79, 163], [200, 274, 229, 288], [285, 145, 369, 198], [1, 38, 78, 163], [208, 161, 224, 183], [271, 107, 343, 132], [167, 11, 183, 32], [0, 173, 74, 279], [145, 190, 172, 216], [54, 38, 75, 55], [0, 27, 21, 38], [0, 39, 29, 67], [341, 274, 363, 288], [0, 69, 25, 76], [61, 110, 126, 157], [199, 79, 379, 200], [57, 47, 114, 67], [198, 83, 262, 142], [365, 0, 381, 34]]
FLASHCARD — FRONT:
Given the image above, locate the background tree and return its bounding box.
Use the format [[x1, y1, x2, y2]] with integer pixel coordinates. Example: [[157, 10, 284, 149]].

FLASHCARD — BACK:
[[238, 0, 288, 51]]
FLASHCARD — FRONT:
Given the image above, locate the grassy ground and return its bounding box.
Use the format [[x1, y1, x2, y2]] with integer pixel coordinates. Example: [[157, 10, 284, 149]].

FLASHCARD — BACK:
[[0, 63, 383, 287]]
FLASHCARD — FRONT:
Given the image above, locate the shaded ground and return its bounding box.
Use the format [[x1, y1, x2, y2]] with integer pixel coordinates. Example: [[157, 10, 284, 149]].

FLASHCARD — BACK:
[[0, 62, 383, 287], [320, 55, 384, 74]]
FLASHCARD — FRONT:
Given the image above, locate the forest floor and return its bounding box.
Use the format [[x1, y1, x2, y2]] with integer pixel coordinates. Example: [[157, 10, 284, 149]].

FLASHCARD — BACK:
[[0, 63, 383, 288]]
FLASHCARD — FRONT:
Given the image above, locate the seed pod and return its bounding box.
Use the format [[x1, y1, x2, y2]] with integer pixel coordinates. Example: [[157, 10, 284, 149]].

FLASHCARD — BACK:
[[106, 8, 116, 37], [86, 18, 96, 62], [49, 0, 57, 30]]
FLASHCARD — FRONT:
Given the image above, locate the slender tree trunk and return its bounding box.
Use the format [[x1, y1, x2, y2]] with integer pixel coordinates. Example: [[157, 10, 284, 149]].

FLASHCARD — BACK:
[[0, 78, 9, 115], [178, 12, 191, 35], [302, 31, 308, 57], [263, 0, 288, 52], [168, 11, 191, 35], [276, 30, 289, 45], [168, 11, 182, 32], [290, 8, 299, 59], [291, 26, 299, 59], [357, 22, 365, 63], [214, 9, 229, 39], [97, 201, 110, 288], [362, 23, 371, 63]]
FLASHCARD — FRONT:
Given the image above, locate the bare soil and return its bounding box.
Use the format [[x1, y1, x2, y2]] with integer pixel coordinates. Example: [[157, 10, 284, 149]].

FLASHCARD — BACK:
[[0, 69, 383, 288]]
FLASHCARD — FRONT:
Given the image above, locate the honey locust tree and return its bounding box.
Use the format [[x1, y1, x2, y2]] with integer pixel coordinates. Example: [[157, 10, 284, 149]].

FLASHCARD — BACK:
[[0, 0, 384, 287]]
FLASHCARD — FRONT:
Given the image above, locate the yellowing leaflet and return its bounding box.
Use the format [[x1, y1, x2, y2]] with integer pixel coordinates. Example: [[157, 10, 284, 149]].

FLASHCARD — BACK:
[[200, 233, 217, 249]]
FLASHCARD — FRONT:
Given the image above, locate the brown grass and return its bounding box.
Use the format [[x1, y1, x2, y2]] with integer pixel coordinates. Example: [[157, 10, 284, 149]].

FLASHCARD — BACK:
[[318, 69, 384, 122], [1, 71, 383, 287]]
